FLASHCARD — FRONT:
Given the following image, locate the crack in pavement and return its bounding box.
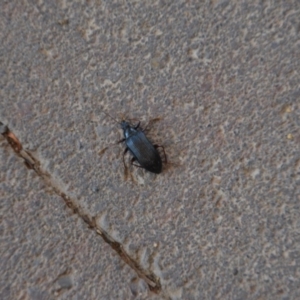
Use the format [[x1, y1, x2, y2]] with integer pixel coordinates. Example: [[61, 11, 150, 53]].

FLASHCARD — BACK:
[[0, 122, 161, 294]]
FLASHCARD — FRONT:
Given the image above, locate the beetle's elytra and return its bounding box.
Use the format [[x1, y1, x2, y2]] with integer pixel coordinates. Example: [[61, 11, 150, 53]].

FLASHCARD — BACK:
[[121, 120, 166, 174]]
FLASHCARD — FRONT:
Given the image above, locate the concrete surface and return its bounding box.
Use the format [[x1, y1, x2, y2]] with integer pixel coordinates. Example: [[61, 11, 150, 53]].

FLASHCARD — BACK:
[[0, 144, 152, 300], [1, 0, 300, 299]]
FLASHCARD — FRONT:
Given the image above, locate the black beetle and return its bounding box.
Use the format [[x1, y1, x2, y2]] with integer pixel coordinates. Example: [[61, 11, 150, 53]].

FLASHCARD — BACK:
[[121, 120, 166, 174], [101, 112, 166, 174]]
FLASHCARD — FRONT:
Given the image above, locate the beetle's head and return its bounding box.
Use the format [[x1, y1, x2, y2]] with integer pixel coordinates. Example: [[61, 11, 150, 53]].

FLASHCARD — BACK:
[[120, 120, 130, 131]]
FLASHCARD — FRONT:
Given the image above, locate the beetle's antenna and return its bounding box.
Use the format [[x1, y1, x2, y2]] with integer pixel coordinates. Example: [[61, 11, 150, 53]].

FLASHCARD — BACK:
[[100, 109, 120, 124]]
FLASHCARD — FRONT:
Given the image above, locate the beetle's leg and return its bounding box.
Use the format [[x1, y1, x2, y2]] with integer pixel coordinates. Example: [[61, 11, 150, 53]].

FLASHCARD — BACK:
[[130, 157, 143, 168], [134, 122, 141, 129], [118, 138, 126, 143], [122, 147, 129, 169], [103, 138, 125, 148], [154, 144, 167, 163], [99, 138, 125, 156], [142, 117, 161, 132]]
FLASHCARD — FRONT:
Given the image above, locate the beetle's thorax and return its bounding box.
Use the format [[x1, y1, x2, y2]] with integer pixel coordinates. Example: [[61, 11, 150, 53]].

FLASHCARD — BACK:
[[121, 121, 137, 139]]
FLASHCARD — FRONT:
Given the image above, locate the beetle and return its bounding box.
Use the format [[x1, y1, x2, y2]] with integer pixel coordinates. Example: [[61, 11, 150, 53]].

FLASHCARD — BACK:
[[121, 120, 166, 174], [101, 111, 167, 174]]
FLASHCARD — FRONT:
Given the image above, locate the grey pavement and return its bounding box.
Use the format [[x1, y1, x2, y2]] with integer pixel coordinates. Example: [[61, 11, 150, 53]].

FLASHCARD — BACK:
[[1, 1, 300, 299]]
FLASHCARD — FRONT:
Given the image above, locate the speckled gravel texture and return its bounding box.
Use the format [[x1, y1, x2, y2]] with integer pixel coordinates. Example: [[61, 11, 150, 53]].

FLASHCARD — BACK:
[[1, 1, 300, 299]]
